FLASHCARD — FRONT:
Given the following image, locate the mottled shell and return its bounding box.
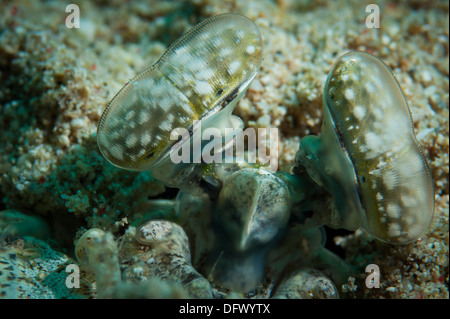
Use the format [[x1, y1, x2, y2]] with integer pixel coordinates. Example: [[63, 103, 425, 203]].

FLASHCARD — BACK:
[[97, 13, 262, 171], [324, 51, 434, 244]]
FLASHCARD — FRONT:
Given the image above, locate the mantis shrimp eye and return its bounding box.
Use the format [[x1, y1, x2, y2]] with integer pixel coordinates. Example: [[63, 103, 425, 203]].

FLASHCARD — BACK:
[[97, 13, 262, 175], [75, 228, 106, 268], [216, 168, 290, 251], [299, 51, 434, 244]]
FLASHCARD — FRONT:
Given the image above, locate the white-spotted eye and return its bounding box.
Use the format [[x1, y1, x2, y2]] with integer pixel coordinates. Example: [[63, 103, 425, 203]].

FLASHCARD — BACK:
[[97, 13, 262, 171], [134, 220, 191, 261], [323, 51, 434, 244], [75, 228, 106, 268]]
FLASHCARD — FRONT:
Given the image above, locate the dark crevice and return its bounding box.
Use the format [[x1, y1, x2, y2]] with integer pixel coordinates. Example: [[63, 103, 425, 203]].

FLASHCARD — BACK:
[[324, 226, 353, 259]]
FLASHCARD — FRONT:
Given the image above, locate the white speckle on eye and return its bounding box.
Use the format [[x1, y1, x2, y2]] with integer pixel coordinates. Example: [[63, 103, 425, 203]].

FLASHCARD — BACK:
[[128, 152, 138, 162], [345, 116, 350, 121], [365, 82, 376, 93], [399, 152, 424, 177], [194, 80, 214, 95], [144, 78, 155, 88], [217, 76, 226, 86], [175, 46, 189, 57], [160, 114, 175, 131], [220, 47, 233, 57], [387, 223, 401, 238], [386, 203, 401, 219], [376, 192, 384, 202], [154, 134, 162, 142], [179, 101, 194, 115], [151, 83, 166, 98], [159, 96, 173, 109], [365, 131, 382, 152], [188, 57, 207, 72], [212, 37, 224, 47], [407, 224, 423, 240], [352, 138, 358, 144], [354, 105, 366, 120], [126, 133, 138, 148], [107, 117, 122, 130], [348, 125, 354, 130], [402, 194, 418, 207], [246, 45, 255, 54], [125, 110, 135, 121], [160, 120, 172, 132], [108, 130, 121, 141], [138, 111, 150, 124], [128, 121, 136, 129], [327, 88, 335, 100], [359, 144, 368, 153], [101, 137, 113, 150], [390, 139, 407, 154], [141, 132, 152, 145], [137, 149, 146, 157], [179, 72, 195, 85], [376, 159, 387, 169], [227, 60, 241, 75], [351, 72, 360, 81], [196, 68, 215, 81], [110, 145, 124, 161], [180, 115, 190, 123], [167, 72, 185, 87], [174, 89, 189, 103], [182, 89, 192, 98], [199, 30, 213, 42], [345, 88, 355, 100], [405, 214, 416, 227], [372, 107, 383, 120], [383, 170, 398, 190], [333, 99, 342, 105]]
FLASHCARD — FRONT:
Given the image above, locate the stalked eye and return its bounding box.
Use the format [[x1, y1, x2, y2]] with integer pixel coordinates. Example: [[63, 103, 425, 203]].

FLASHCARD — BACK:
[[298, 51, 434, 244], [216, 167, 290, 251], [135, 219, 174, 245], [75, 228, 106, 269], [97, 13, 262, 173]]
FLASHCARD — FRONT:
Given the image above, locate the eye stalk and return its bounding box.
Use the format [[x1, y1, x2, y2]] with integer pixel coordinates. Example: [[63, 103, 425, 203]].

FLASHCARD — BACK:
[[97, 13, 263, 188], [216, 167, 291, 252], [297, 51, 434, 244]]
